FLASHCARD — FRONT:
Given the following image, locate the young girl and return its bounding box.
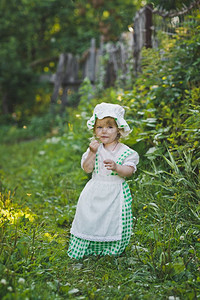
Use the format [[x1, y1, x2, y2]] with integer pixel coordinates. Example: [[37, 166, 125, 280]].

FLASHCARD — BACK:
[[67, 102, 139, 259]]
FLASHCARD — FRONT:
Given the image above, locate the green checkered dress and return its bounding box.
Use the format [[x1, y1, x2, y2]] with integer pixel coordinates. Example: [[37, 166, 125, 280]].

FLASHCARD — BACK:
[[67, 147, 136, 260]]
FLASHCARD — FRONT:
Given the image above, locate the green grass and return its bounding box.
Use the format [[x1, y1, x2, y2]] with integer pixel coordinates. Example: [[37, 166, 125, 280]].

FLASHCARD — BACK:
[[0, 134, 199, 300]]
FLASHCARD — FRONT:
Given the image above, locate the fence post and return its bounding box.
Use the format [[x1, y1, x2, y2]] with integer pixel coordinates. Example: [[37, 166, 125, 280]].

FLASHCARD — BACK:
[[133, 4, 153, 74], [84, 38, 96, 83], [50, 53, 66, 113], [133, 7, 145, 74], [60, 53, 79, 111], [145, 4, 153, 48]]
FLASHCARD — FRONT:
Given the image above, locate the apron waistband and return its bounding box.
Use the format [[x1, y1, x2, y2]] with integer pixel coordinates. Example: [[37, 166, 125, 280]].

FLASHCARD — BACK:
[[91, 174, 125, 183]]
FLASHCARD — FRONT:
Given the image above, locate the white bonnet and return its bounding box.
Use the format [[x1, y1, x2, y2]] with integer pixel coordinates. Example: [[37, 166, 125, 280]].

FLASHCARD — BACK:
[[87, 102, 131, 136]]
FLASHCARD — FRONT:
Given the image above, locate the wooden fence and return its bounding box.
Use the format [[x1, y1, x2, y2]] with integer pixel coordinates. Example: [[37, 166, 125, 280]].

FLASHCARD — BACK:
[[50, 36, 133, 109], [50, 1, 200, 109], [133, 1, 200, 73]]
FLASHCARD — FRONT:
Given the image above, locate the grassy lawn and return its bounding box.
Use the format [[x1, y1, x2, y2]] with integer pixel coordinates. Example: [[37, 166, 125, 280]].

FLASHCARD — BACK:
[[0, 135, 199, 300]]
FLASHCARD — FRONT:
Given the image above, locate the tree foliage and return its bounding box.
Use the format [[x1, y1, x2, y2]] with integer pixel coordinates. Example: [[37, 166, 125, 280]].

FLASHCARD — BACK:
[[0, 0, 141, 115]]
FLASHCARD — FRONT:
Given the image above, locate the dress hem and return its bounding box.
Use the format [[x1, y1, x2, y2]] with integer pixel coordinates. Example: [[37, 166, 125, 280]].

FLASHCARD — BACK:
[[70, 231, 122, 242]]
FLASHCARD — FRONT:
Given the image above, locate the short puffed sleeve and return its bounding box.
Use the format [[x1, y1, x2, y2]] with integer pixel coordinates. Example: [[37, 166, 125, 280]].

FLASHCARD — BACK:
[[122, 150, 139, 173], [81, 148, 90, 169]]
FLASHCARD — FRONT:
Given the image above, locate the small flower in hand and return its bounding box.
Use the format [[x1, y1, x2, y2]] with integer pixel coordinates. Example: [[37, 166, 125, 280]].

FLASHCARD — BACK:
[[103, 159, 117, 171], [89, 140, 100, 153]]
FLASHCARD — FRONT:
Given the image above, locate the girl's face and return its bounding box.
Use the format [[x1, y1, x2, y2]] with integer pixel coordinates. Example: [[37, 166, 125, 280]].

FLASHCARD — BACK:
[[94, 117, 119, 145]]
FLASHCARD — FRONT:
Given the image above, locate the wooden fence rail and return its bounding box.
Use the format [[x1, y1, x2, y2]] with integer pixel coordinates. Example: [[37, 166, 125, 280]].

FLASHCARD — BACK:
[[50, 36, 132, 108]]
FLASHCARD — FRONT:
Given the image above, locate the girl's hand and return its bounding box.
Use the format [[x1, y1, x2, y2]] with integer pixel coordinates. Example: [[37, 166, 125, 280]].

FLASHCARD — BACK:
[[89, 140, 100, 153], [103, 159, 117, 171]]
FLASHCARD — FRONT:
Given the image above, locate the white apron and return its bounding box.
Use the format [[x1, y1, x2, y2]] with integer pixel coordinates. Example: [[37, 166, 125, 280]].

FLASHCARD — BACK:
[[70, 143, 139, 242], [70, 174, 124, 241]]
